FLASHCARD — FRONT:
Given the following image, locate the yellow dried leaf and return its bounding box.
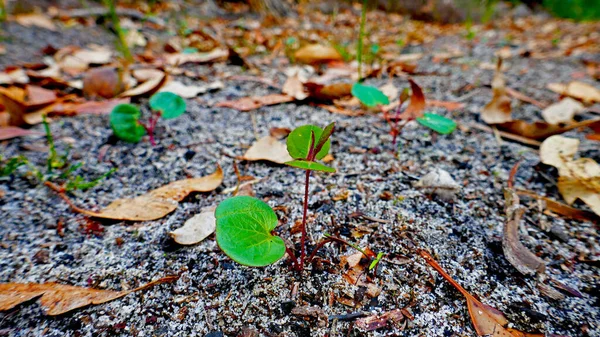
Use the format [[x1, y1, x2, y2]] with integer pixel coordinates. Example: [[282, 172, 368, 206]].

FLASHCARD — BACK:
[[294, 44, 343, 65], [243, 136, 293, 164], [547, 81, 600, 104], [482, 60, 512, 124]]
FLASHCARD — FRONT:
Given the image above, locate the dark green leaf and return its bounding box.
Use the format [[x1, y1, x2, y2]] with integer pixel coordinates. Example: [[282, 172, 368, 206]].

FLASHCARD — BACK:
[[110, 104, 146, 143], [351, 82, 389, 108], [285, 159, 335, 173], [416, 113, 457, 135], [215, 196, 286, 267], [287, 125, 330, 160], [149, 92, 186, 119]]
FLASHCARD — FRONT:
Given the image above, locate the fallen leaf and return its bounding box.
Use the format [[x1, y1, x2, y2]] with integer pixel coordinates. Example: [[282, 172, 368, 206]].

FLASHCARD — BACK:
[[495, 118, 600, 141], [47, 165, 223, 221], [166, 48, 229, 66], [304, 82, 353, 101], [242, 136, 293, 164], [73, 98, 131, 115], [294, 44, 343, 65], [159, 80, 223, 98], [547, 81, 600, 104], [482, 59, 512, 124], [82, 67, 125, 99], [0, 86, 57, 126], [282, 74, 308, 100], [355, 309, 406, 331], [0, 127, 44, 140], [399, 79, 426, 120], [0, 68, 29, 85], [124, 29, 146, 48], [215, 94, 294, 111], [427, 100, 465, 112], [14, 13, 57, 31], [502, 188, 546, 275], [541, 98, 585, 125], [419, 249, 544, 337], [414, 168, 460, 201], [516, 189, 599, 223], [119, 70, 166, 98], [0, 276, 177, 315], [540, 135, 600, 216], [169, 210, 216, 245]]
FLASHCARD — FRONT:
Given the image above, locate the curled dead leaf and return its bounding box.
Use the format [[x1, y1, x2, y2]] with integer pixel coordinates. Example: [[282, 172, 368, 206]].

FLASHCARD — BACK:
[[0, 276, 177, 315], [47, 165, 223, 221], [482, 59, 512, 124], [282, 74, 308, 100], [119, 69, 166, 98], [495, 118, 600, 141], [159, 80, 223, 99], [540, 135, 600, 216]]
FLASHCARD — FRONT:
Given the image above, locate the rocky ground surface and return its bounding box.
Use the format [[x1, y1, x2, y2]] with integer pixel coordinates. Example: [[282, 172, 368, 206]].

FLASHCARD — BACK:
[[1, 6, 599, 337]]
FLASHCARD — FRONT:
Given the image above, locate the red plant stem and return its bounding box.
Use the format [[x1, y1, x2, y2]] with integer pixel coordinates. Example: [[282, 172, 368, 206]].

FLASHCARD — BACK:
[[305, 238, 333, 264], [285, 246, 299, 270], [298, 169, 311, 270]]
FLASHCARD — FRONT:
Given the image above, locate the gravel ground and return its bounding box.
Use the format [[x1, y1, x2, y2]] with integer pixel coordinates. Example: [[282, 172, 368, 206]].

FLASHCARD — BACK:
[[1, 12, 599, 337]]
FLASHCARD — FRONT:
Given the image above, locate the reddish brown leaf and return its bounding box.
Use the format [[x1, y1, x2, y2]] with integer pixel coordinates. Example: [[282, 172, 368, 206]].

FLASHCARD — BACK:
[[399, 79, 426, 120], [82, 67, 125, 99], [304, 82, 353, 101], [0, 126, 44, 140], [497, 118, 600, 141]]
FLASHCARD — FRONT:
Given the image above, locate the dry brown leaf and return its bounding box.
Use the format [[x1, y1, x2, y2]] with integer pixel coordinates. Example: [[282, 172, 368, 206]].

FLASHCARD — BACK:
[[516, 189, 599, 223], [166, 48, 228, 66], [482, 59, 512, 124], [82, 67, 125, 99], [541, 98, 585, 125], [304, 82, 353, 101], [0, 276, 177, 315], [0, 127, 44, 140], [14, 13, 57, 31], [215, 94, 294, 111], [399, 79, 426, 120], [355, 309, 406, 331], [159, 80, 223, 99], [427, 100, 465, 112], [119, 70, 166, 98], [503, 188, 546, 276], [0, 86, 57, 126], [419, 250, 543, 337], [540, 135, 600, 216], [294, 44, 343, 65], [282, 74, 308, 100], [73, 98, 131, 115], [495, 118, 599, 141], [242, 136, 293, 164], [48, 165, 223, 221], [547, 81, 600, 104], [169, 210, 216, 245]]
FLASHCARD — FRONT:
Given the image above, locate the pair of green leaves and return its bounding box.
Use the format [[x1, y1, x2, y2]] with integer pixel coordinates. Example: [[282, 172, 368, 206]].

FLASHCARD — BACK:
[[110, 91, 186, 143], [216, 123, 337, 267], [285, 123, 335, 173], [351, 82, 456, 135]]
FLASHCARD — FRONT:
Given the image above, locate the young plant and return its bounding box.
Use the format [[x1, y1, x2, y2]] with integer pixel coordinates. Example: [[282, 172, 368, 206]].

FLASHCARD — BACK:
[[110, 91, 186, 145], [0, 0, 7, 22], [2, 117, 115, 191], [103, 0, 133, 62], [215, 123, 337, 270]]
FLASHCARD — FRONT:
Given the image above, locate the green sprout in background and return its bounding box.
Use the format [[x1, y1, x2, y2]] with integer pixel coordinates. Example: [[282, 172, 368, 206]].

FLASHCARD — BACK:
[[110, 91, 186, 145]]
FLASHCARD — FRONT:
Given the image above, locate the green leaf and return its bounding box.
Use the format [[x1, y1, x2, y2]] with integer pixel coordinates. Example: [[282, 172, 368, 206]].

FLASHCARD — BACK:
[[110, 104, 146, 143], [351, 82, 389, 108], [416, 113, 457, 135], [215, 196, 286, 267], [286, 125, 330, 160], [285, 160, 335, 173], [149, 92, 186, 119]]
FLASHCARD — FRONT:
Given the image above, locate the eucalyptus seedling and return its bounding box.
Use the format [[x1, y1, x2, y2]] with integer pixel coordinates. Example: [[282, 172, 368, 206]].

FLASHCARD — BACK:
[[110, 91, 186, 145]]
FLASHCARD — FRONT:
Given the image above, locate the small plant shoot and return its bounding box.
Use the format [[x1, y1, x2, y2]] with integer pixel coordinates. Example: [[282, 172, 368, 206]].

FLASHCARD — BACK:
[[285, 124, 335, 173], [351, 82, 389, 108], [416, 113, 457, 135], [215, 196, 286, 267], [110, 91, 186, 145]]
